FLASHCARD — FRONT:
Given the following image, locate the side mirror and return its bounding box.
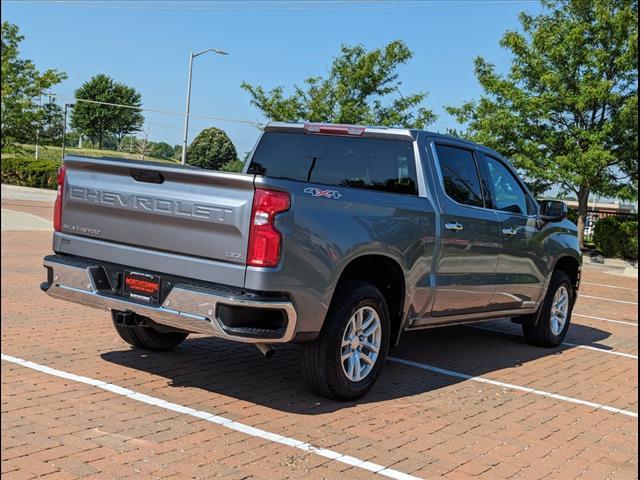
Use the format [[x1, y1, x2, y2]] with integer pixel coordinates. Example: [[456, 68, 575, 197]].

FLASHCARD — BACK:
[[538, 199, 568, 222]]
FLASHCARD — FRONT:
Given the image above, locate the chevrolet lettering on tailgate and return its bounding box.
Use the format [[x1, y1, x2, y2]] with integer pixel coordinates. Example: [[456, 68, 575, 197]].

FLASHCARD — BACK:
[[68, 186, 233, 222]]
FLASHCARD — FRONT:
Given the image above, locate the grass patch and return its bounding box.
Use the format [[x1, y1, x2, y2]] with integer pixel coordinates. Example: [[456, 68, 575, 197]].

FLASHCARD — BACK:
[[1, 144, 178, 189], [3, 144, 176, 164]]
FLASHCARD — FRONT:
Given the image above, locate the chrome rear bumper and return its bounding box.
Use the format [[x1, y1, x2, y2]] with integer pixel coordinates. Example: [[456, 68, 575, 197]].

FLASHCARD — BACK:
[[42, 257, 297, 343]]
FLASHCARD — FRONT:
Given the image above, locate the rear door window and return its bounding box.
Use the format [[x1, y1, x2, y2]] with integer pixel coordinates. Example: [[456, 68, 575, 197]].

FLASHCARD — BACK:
[[248, 132, 418, 195], [434, 144, 485, 208]]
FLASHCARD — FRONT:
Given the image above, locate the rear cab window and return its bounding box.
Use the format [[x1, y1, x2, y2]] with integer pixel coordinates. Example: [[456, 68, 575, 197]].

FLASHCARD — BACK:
[[248, 132, 418, 195]]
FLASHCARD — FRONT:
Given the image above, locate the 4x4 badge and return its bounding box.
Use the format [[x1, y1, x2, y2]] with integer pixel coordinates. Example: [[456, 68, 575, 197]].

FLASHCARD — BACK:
[[304, 187, 341, 199]]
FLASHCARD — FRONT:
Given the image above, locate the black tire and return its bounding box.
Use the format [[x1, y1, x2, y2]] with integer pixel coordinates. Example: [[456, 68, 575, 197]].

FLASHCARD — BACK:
[[301, 283, 390, 401], [523, 270, 574, 347], [111, 312, 188, 351]]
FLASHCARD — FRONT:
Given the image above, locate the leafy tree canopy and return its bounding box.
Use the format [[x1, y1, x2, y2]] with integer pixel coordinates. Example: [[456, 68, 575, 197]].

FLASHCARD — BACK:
[[447, 0, 638, 246], [39, 101, 64, 145], [70, 74, 144, 149], [220, 159, 245, 173], [187, 127, 238, 170], [242, 40, 436, 128], [1, 21, 67, 148], [150, 141, 176, 160]]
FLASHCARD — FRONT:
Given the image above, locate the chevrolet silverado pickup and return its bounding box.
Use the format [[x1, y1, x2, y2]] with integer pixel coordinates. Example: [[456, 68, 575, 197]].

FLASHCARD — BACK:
[[41, 122, 581, 400]]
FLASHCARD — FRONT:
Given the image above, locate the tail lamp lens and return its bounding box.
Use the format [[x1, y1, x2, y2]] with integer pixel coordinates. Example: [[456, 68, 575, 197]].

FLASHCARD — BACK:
[[247, 188, 290, 267], [53, 165, 66, 232]]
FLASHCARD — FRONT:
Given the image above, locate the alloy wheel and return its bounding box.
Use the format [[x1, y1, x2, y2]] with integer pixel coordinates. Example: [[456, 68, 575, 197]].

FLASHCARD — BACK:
[[340, 306, 382, 382]]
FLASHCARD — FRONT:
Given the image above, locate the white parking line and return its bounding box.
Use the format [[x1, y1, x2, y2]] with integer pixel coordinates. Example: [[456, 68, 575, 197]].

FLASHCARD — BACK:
[[388, 357, 638, 418], [573, 313, 638, 327], [579, 295, 638, 305], [561, 342, 638, 359], [467, 325, 638, 359], [1, 354, 421, 480], [582, 282, 638, 292]]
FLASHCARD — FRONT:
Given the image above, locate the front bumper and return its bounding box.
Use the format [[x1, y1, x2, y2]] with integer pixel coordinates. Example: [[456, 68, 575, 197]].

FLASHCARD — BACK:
[[41, 255, 297, 343]]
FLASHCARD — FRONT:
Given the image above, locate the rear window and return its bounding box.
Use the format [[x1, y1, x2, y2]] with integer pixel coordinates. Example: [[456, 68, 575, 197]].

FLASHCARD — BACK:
[[248, 132, 418, 195]]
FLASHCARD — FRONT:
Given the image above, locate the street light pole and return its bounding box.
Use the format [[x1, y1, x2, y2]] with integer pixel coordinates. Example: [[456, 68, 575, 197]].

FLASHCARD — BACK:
[[180, 48, 228, 165], [61, 103, 74, 162], [35, 95, 43, 160]]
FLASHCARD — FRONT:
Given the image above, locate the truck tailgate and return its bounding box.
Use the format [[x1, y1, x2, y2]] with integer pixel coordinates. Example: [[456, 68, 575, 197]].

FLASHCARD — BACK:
[[59, 156, 254, 286]]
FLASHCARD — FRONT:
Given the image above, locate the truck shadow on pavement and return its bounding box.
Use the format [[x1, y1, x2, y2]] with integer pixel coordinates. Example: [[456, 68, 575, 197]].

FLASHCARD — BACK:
[[101, 321, 611, 415]]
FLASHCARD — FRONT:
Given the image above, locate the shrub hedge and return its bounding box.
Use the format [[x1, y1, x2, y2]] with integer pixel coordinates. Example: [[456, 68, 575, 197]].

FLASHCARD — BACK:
[[1, 156, 60, 189], [593, 216, 638, 261], [1, 154, 245, 191]]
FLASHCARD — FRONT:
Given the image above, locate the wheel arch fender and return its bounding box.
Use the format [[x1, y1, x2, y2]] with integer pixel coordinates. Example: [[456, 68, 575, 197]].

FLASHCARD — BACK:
[[325, 250, 409, 347], [515, 253, 581, 328], [549, 254, 582, 304]]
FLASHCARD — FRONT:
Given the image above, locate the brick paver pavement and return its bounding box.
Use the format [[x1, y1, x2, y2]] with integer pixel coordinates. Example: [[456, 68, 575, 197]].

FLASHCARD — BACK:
[[1, 198, 637, 479]]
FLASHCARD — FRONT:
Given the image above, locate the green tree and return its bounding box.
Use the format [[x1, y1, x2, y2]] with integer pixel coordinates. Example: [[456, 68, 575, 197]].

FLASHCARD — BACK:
[[39, 101, 64, 145], [111, 83, 144, 149], [63, 130, 82, 148], [1, 21, 67, 148], [70, 74, 144, 149], [150, 141, 175, 160], [187, 127, 237, 170], [242, 40, 436, 128], [172, 145, 183, 162], [220, 159, 245, 173], [447, 0, 638, 247]]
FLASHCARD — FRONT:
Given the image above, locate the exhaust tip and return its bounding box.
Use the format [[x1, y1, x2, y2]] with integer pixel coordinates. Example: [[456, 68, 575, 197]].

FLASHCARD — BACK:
[[255, 343, 277, 359]]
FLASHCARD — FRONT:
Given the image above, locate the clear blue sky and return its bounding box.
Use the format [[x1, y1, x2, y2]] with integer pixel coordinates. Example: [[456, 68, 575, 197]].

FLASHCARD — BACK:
[[4, 0, 543, 156]]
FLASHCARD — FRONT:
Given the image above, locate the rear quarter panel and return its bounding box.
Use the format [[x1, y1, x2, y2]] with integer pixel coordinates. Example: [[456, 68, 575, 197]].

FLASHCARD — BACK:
[[244, 176, 437, 337]]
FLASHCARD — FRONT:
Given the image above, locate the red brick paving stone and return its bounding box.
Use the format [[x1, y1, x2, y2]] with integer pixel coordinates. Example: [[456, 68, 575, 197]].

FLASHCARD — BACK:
[[608, 466, 640, 480], [4, 364, 379, 480], [581, 265, 638, 289], [1, 470, 39, 480], [8, 455, 59, 476], [2, 219, 639, 479], [478, 317, 638, 358], [1, 199, 54, 221], [573, 300, 638, 324], [477, 461, 525, 479], [48, 456, 100, 477], [393, 329, 638, 413], [579, 284, 638, 303], [38, 472, 78, 480]]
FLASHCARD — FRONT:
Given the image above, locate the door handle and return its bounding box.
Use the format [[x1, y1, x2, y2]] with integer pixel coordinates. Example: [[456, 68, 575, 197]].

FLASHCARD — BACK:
[[445, 222, 464, 232], [502, 227, 517, 236]]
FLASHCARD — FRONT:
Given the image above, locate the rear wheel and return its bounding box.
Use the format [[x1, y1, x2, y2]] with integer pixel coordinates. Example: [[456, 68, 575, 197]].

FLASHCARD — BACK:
[[301, 283, 390, 401], [111, 311, 188, 351], [522, 270, 573, 347]]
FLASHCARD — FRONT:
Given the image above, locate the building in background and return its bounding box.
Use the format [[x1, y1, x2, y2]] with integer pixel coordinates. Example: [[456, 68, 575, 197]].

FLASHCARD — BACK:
[[564, 199, 638, 239]]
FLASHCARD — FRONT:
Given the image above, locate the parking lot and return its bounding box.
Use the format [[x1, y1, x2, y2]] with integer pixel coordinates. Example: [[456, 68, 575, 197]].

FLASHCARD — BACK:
[[2, 192, 637, 480]]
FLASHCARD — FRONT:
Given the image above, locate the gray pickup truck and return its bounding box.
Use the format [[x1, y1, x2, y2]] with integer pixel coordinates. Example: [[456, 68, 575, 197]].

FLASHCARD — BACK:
[[42, 122, 581, 400]]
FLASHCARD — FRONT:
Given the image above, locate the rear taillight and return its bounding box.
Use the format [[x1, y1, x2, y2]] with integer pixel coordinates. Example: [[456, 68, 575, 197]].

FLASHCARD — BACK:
[[53, 165, 66, 232], [247, 188, 290, 268], [303, 123, 365, 136]]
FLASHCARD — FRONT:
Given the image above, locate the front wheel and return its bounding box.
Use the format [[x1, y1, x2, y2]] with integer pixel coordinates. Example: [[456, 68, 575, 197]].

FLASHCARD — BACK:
[[523, 270, 574, 347], [301, 283, 390, 401]]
